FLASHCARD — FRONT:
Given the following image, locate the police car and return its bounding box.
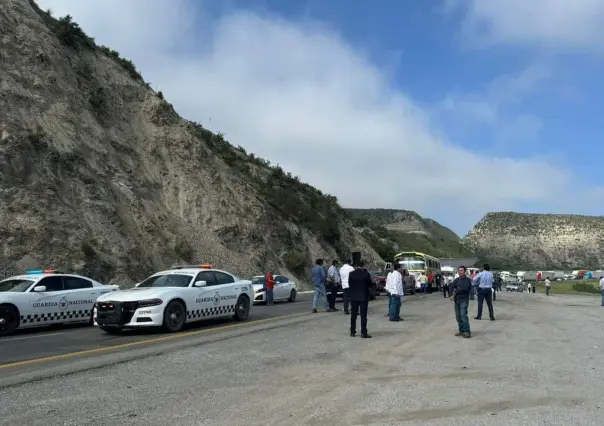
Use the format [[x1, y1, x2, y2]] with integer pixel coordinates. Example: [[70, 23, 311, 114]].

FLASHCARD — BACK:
[[94, 264, 254, 334], [251, 275, 297, 304], [0, 269, 119, 336]]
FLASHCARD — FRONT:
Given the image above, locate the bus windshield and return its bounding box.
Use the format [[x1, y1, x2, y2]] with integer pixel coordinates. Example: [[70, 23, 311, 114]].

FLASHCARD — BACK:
[[396, 255, 425, 270]]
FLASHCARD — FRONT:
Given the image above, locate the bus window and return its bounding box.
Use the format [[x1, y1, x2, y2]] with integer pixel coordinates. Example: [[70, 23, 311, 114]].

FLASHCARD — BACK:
[[396, 255, 425, 270]]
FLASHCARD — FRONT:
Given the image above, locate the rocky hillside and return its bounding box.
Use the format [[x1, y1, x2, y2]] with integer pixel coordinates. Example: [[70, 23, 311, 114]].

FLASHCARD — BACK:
[[0, 0, 382, 284], [346, 209, 473, 261], [463, 212, 604, 269]]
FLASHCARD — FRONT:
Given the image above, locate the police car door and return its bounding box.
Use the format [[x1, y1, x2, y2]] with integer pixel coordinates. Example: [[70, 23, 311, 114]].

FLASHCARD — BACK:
[[28, 276, 70, 325], [211, 271, 238, 318], [61, 275, 97, 322], [189, 270, 218, 322]]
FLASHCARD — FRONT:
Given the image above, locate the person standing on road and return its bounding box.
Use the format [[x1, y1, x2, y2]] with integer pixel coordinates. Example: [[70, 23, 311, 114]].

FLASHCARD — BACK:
[[442, 273, 451, 298], [388, 263, 404, 321], [418, 272, 428, 295], [339, 259, 354, 314], [545, 277, 552, 296], [452, 266, 472, 338], [599, 276, 604, 307], [265, 270, 275, 306], [326, 260, 340, 311], [384, 268, 393, 317], [348, 260, 372, 338], [311, 259, 331, 313], [527, 282, 532, 294], [472, 264, 495, 321]]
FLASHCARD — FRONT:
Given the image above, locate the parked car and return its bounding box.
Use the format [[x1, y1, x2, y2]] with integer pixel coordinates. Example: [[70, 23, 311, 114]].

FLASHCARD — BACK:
[[371, 270, 387, 294], [251, 275, 297, 304]]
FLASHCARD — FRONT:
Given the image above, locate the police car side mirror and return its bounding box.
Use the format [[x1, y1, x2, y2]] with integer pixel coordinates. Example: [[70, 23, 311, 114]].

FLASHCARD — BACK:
[[194, 280, 207, 287], [33, 286, 46, 292], [134, 282, 141, 288]]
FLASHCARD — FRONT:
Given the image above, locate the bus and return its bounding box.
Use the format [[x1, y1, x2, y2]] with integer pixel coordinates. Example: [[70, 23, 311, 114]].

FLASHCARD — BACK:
[[393, 251, 442, 291]]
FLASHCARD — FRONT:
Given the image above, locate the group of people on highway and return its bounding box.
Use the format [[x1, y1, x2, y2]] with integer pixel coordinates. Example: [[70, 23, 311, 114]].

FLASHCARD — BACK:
[[308, 258, 499, 340]]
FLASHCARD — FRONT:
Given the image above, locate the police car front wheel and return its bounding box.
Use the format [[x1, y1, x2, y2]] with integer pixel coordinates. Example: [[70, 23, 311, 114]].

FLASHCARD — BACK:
[[0, 304, 19, 336], [163, 300, 186, 332]]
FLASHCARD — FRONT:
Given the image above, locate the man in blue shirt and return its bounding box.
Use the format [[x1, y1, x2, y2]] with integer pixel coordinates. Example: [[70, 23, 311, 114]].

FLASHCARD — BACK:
[[472, 264, 496, 321], [311, 258, 331, 313], [452, 265, 472, 338]]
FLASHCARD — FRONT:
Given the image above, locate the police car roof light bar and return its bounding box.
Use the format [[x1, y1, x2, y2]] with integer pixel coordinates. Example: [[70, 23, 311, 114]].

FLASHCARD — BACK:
[[171, 264, 213, 269], [26, 268, 59, 274]]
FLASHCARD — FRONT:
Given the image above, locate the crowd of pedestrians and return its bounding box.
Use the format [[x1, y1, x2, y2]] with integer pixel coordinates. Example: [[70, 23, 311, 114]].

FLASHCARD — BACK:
[[264, 259, 602, 339]]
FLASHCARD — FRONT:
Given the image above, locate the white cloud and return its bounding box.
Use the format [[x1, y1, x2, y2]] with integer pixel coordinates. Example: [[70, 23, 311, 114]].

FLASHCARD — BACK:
[[449, 0, 604, 51], [439, 63, 550, 125], [36, 0, 577, 234]]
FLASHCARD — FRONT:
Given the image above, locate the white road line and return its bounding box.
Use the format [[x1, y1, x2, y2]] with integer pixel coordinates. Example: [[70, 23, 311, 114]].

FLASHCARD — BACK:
[[1, 332, 65, 342]]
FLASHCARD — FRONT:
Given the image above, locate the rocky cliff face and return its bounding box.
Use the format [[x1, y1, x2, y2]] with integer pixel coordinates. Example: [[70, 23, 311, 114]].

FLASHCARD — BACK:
[[346, 209, 472, 260], [0, 0, 382, 284], [463, 212, 604, 269]]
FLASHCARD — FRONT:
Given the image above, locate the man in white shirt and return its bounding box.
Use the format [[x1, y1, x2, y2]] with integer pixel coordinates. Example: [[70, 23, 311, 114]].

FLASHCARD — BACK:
[[388, 263, 404, 321], [544, 277, 552, 296], [384, 269, 393, 317], [599, 276, 604, 307], [326, 260, 341, 311], [339, 259, 354, 315]]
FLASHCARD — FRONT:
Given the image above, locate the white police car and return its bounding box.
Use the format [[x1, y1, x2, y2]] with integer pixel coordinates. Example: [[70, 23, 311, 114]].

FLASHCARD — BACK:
[[0, 269, 119, 336], [251, 275, 297, 304], [94, 264, 254, 334]]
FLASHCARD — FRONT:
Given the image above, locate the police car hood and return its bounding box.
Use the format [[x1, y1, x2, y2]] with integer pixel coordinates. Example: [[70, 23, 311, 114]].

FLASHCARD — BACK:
[[96, 287, 172, 302]]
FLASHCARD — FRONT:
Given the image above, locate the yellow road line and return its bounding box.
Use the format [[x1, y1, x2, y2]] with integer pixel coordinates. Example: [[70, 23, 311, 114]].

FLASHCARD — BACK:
[[0, 312, 308, 370]]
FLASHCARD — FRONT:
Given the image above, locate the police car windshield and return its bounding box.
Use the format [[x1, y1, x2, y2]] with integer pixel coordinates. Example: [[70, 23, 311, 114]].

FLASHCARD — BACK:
[[0, 279, 35, 292], [137, 274, 192, 288]]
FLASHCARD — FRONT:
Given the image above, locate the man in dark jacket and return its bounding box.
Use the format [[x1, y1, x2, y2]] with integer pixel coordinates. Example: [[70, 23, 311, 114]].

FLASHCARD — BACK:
[[348, 261, 372, 338], [452, 265, 472, 338]]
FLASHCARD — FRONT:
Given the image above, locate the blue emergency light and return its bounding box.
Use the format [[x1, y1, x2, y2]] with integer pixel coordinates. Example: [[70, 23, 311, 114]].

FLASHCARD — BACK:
[[26, 269, 58, 274]]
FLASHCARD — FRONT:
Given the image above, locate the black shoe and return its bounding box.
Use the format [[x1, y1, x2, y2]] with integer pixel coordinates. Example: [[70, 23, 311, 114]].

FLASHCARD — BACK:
[[344, 311, 349, 315], [312, 309, 318, 313], [474, 317, 481, 320], [389, 318, 400, 322], [332, 307, 340, 311], [490, 317, 496, 321], [350, 331, 356, 337], [361, 333, 372, 339], [397, 317, 403, 321]]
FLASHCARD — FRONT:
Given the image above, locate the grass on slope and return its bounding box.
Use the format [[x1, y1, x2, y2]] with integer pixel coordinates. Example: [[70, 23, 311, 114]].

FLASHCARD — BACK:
[[362, 226, 472, 262], [532, 280, 601, 296]]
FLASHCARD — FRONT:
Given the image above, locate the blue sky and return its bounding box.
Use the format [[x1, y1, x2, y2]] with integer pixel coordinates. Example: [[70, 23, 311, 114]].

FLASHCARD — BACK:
[[39, 0, 604, 235]]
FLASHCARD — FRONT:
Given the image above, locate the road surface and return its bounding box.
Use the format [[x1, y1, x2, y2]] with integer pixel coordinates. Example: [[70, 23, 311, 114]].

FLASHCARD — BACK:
[[0, 294, 318, 366], [1, 291, 602, 426]]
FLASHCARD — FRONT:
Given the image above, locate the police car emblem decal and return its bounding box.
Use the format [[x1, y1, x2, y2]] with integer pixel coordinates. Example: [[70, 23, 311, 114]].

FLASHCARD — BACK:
[[213, 292, 220, 306], [59, 297, 68, 310]]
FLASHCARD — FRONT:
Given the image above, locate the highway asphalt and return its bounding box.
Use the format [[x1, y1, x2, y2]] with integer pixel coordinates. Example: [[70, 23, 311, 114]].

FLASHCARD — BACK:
[[0, 294, 321, 366]]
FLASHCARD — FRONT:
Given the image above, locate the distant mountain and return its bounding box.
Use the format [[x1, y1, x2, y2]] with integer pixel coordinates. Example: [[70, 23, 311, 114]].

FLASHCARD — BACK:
[[463, 212, 604, 269], [345, 209, 473, 261]]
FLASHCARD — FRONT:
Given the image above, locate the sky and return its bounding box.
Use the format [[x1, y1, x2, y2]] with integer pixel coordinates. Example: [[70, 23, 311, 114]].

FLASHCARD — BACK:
[[37, 0, 604, 236]]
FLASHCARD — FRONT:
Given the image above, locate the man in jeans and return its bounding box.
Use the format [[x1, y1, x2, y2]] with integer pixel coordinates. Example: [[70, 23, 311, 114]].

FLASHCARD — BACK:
[[311, 259, 331, 313], [388, 263, 403, 321], [265, 270, 275, 305], [339, 259, 354, 314], [473, 264, 495, 321], [326, 260, 340, 311], [452, 266, 472, 338], [599, 276, 604, 306], [544, 277, 552, 296]]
